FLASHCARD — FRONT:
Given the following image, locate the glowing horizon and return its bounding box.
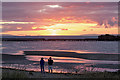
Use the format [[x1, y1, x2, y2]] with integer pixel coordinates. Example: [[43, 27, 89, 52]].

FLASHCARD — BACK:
[[1, 2, 118, 36]]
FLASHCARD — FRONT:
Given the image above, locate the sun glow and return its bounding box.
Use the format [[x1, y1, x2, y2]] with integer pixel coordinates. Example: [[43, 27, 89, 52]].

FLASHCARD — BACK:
[[2, 22, 118, 36], [51, 33, 57, 35], [50, 30, 57, 35]]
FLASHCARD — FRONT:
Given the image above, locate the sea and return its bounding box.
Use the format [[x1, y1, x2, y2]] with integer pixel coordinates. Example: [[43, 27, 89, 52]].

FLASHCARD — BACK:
[[1, 36, 119, 73]]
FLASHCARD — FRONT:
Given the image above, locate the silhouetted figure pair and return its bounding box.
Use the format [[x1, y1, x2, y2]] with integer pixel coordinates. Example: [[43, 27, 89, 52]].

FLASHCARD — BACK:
[[40, 57, 53, 73]]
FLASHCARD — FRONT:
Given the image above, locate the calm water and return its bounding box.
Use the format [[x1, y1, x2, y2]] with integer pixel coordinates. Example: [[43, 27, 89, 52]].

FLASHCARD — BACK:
[[2, 41, 119, 54], [1, 41, 119, 73]]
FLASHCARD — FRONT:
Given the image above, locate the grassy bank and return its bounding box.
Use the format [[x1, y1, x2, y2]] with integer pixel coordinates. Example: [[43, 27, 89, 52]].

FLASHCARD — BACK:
[[1, 68, 120, 79]]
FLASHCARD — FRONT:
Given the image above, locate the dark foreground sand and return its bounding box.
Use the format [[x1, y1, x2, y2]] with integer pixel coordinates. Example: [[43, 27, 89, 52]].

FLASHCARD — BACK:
[[1, 68, 120, 79], [24, 51, 119, 61]]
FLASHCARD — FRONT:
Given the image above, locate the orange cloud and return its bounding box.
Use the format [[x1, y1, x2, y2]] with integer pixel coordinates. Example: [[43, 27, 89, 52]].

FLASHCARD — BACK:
[[43, 16, 97, 24], [61, 29, 68, 30], [17, 27, 22, 30], [83, 29, 87, 31], [0, 21, 35, 24], [32, 27, 46, 30], [32, 27, 37, 29]]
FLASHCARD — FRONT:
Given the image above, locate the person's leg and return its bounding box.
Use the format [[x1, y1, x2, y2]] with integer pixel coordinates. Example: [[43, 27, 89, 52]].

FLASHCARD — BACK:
[[50, 66, 51, 73], [51, 66, 53, 73], [43, 65, 44, 72], [49, 66, 51, 73], [41, 65, 43, 72], [48, 66, 50, 73], [49, 66, 52, 73]]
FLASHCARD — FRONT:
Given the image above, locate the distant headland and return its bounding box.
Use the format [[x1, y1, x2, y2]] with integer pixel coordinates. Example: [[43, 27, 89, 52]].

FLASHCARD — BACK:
[[98, 34, 120, 41], [1, 34, 120, 41]]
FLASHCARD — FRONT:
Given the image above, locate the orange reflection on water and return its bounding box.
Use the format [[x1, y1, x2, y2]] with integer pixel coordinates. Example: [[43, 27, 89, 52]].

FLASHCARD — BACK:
[[25, 55, 88, 63], [28, 49, 100, 54], [25, 55, 119, 64]]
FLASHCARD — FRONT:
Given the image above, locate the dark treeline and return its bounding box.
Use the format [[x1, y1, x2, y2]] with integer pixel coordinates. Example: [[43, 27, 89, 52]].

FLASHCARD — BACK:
[[2, 34, 120, 41], [98, 34, 120, 41]]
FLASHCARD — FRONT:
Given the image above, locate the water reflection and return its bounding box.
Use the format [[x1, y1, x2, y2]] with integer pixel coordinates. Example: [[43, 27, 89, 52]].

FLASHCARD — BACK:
[[10, 51, 24, 55], [2, 41, 119, 54], [2, 41, 119, 73], [28, 49, 100, 54], [25, 55, 119, 64]]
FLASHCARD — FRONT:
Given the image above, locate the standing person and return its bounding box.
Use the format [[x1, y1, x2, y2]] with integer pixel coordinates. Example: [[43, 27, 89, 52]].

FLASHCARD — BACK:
[[48, 57, 53, 73], [40, 57, 45, 73]]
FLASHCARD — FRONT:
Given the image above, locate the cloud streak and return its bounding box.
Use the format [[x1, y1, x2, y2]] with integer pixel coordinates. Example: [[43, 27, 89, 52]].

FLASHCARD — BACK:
[[0, 21, 35, 24]]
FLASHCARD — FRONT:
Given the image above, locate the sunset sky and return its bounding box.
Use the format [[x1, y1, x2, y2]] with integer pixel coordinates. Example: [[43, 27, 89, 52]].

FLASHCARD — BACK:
[[1, 2, 118, 36]]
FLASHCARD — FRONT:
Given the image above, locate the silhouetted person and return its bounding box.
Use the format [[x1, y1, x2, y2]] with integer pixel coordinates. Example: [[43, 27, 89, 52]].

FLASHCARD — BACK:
[[48, 57, 53, 73], [40, 57, 45, 73]]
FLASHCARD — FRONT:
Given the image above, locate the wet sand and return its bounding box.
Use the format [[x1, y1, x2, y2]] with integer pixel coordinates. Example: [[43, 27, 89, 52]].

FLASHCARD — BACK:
[[24, 51, 119, 61], [2, 51, 119, 75]]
